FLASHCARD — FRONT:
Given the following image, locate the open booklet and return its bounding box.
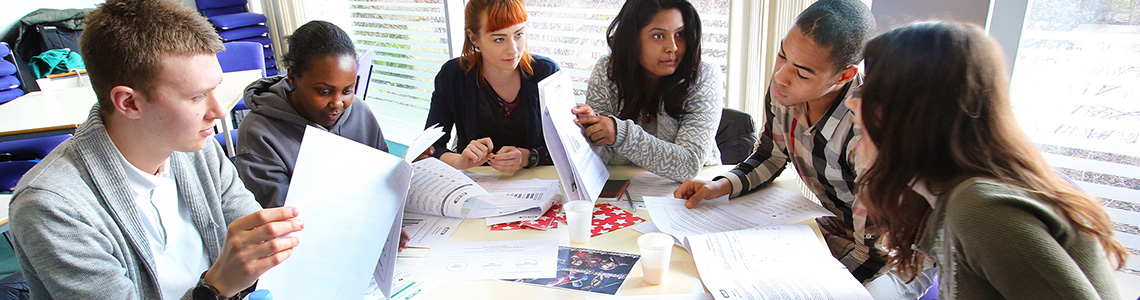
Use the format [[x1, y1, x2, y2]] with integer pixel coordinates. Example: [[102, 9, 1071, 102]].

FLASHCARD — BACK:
[[688, 225, 874, 299], [404, 158, 559, 221], [257, 126, 411, 300], [400, 124, 558, 222], [641, 186, 835, 250], [640, 188, 871, 299], [539, 70, 609, 203]]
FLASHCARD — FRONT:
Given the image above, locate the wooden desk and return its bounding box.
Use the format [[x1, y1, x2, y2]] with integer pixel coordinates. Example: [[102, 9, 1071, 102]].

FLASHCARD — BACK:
[[0, 69, 262, 146], [398, 165, 817, 299]]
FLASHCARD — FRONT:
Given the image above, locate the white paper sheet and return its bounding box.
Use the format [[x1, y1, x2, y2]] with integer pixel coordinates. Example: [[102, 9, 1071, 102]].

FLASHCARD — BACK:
[[587, 294, 715, 300], [419, 239, 559, 281], [625, 171, 683, 210], [258, 126, 411, 300], [539, 71, 609, 203], [643, 186, 834, 243], [402, 212, 463, 248], [403, 124, 446, 162], [406, 157, 491, 217], [364, 261, 438, 300], [468, 179, 561, 224], [687, 225, 872, 300], [460, 170, 501, 182]]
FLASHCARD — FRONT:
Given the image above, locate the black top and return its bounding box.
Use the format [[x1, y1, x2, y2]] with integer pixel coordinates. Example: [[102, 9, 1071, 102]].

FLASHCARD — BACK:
[[425, 55, 561, 166]]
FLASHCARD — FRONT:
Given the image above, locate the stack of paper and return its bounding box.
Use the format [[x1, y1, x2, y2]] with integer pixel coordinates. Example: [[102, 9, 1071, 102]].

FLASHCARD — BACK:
[[642, 186, 834, 248], [687, 225, 873, 299], [538, 71, 610, 203]]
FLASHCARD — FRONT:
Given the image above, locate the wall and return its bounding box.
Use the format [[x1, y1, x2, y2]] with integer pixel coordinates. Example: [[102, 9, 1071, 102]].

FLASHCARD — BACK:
[[2, 1, 198, 41], [871, 0, 991, 32]]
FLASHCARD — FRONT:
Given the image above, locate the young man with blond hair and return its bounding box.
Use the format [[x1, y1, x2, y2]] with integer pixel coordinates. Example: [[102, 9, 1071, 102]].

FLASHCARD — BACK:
[[9, 0, 303, 299]]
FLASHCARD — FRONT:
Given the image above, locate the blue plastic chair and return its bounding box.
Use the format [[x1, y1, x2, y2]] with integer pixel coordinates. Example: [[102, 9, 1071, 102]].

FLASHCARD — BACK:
[[0, 135, 69, 162], [0, 160, 37, 191]]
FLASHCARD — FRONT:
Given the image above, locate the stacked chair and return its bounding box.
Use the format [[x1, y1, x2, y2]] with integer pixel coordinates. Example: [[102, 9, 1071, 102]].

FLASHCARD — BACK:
[[0, 135, 70, 191], [0, 43, 24, 105], [213, 41, 266, 153], [196, 0, 279, 76]]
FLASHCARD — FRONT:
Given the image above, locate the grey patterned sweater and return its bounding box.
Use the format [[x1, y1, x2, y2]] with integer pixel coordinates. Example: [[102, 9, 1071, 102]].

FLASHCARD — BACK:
[[585, 56, 723, 182]]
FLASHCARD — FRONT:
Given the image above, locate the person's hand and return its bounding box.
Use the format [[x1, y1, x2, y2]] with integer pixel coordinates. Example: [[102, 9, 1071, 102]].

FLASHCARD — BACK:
[[674, 179, 732, 209], [412, 147, 434, 162], [571, 103, 596, 118], [576, 115, 616, 146], [399, 228, 409, 252], [453, 138, 494, 169], [489, 146, 526, 174], [204, 207, 304, 298]]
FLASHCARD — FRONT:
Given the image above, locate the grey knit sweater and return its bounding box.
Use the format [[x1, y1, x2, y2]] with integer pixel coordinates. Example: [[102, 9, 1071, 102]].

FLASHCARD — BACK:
[[584, 56, 723, 182], [9, 106, 261, 299]]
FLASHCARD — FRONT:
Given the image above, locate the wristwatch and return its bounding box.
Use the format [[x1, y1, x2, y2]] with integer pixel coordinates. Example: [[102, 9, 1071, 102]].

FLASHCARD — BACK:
[[525, 148, 539, 169], [193, 272, 241, 300]]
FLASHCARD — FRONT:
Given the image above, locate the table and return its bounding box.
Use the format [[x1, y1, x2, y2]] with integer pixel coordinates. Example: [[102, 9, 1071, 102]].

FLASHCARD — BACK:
[[0, 69, 263, 149], [396, 165, 820, 299]]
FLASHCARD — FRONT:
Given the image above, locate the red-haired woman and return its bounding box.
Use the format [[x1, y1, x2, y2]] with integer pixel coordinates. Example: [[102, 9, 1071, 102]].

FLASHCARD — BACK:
[[848, 21, 1126, 299], [426, 0, 559, 173]]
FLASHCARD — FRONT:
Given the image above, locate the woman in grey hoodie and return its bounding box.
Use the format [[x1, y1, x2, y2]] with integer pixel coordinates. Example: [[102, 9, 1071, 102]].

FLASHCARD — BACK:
[[234, 21, 388, 209]]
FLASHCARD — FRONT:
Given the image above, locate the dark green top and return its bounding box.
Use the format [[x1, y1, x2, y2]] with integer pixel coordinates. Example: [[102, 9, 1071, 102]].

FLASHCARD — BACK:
[[915, 178, 1120, 299]]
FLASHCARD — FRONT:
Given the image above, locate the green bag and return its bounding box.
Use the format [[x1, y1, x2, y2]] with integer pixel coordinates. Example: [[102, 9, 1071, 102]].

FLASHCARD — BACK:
[[29, 48, 85, 78]]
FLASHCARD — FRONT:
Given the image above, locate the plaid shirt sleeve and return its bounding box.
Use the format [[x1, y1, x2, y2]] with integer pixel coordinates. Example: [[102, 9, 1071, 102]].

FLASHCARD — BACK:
[[716, 91, 790, 196]]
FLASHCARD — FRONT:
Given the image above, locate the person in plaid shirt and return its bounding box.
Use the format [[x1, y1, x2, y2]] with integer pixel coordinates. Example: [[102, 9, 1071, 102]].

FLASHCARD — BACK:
[[673, 0, 936, 298]]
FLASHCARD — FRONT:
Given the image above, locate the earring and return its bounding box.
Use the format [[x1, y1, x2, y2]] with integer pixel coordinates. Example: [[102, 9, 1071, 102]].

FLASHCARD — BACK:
[[474, 46, 481, 52]]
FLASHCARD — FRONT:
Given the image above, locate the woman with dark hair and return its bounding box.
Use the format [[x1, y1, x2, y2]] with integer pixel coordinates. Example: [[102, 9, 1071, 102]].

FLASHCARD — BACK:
[[426, 0, 560, 173], [849, 21, 1125, 299], [574, 0, 723, 182], [235, 21, 398, 208]]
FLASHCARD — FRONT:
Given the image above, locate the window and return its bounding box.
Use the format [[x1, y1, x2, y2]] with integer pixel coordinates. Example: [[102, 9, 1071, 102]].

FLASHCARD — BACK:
[[349, 0, 450, 145], [1008, 0, 1140, 288], [526, 0, 729, 102], [347, 0, 729, 145]]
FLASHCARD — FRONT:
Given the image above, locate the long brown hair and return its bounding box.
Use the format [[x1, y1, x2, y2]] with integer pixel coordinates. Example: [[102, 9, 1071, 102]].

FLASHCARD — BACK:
[[460, 0, 534, 82], [857, 21, 1127, 279]]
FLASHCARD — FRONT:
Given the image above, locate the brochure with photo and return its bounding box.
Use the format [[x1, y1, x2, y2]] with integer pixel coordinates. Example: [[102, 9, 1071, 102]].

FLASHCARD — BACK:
[[509, 247, 640, 295]]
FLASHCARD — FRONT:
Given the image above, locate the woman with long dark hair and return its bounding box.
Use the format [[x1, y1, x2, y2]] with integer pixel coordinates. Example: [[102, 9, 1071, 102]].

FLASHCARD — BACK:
[[573, 0, 723, 182], [849, 21, 1126, 299]]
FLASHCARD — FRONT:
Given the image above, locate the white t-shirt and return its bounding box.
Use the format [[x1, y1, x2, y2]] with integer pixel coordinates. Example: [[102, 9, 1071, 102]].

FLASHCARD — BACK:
[[115, 150, 210, 300]]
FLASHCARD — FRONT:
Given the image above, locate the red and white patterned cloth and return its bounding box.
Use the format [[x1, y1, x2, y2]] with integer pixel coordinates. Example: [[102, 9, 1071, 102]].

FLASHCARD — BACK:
[[555, 203, 644, 237], [490, 204, 562, 231], [490, 203, 644, 237]]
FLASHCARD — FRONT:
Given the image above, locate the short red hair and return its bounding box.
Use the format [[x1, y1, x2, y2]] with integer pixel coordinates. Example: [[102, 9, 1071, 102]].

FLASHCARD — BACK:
[[460, 0, 533, 82]]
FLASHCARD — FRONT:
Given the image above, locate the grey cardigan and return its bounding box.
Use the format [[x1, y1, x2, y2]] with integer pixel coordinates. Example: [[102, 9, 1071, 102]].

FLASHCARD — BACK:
[[585, 56, 723, 182], [9, 106, 261, 299]]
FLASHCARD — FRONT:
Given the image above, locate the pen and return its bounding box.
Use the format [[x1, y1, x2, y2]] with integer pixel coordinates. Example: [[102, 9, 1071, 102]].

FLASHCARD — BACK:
[[624, 192, 636, 212]]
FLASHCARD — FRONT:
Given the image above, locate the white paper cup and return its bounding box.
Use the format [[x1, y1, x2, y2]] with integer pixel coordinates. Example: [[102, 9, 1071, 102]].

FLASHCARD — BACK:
[[637, 232, 674, 285], [564, 200, 594, 243]]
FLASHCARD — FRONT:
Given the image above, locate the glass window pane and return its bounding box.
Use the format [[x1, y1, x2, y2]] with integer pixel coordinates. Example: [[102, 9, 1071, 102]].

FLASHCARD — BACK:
[[1010, 0, 1140, 283], [349, 0, 449, 144]]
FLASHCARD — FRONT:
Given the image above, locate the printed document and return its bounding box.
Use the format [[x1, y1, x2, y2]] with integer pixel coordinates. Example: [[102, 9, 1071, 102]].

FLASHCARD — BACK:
[[624, 171, 683, 210], [539, 71, 609, 203], [470, 179, 561, 225], [402, 124, 446, 162], [402, 212, 463, 248], [643, 186, 833, 247], [687, 225, 873, 300], [419, 239, 559, 280], [406, 157, 492, 217], [257, 126, 410, 300]]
